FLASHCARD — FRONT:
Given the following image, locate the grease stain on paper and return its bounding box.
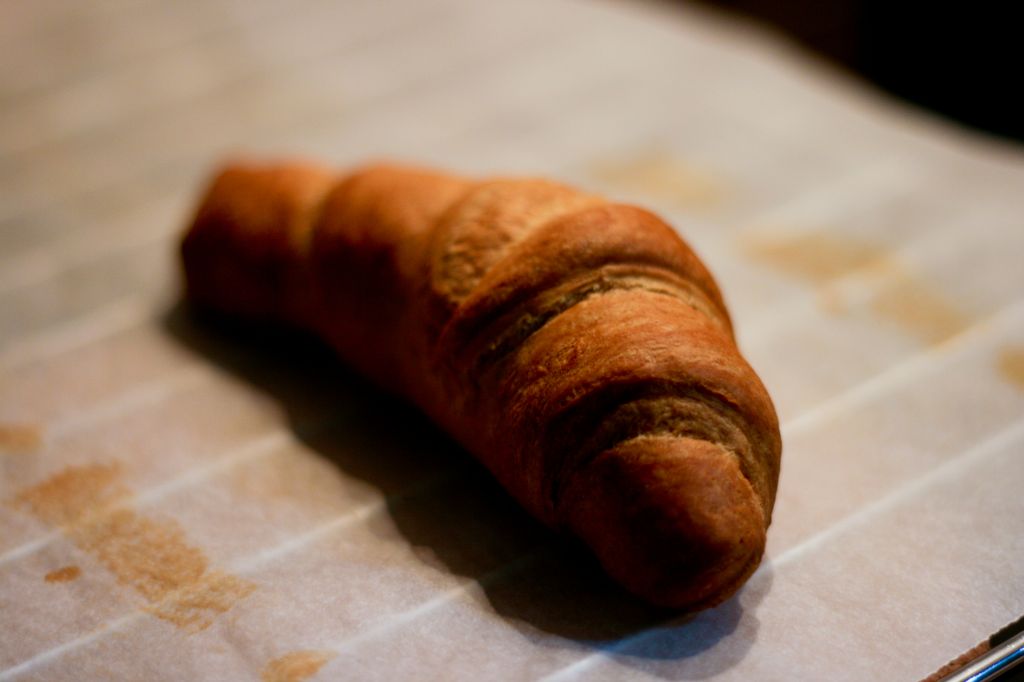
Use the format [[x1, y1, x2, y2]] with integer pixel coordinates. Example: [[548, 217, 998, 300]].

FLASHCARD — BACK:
[[44, 565, 81, 583], [589, 151, 724, 209], [739, 230, 972, 345], [871, 276, 970, 346], [16, 462, 126, 524], [261, 650, 335, 682], [14, 462, 255, 631], [997, 345, 1024, 390], [740, 231, 884, 284], [0, 423, 43, 452]]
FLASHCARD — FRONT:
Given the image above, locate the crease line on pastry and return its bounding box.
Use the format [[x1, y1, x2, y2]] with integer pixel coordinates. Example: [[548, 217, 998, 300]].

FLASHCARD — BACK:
[[428, 193, 604, 320], [544, 383, 759, 520], [470, 270, 727, 380], [442, 263, 728, 392]]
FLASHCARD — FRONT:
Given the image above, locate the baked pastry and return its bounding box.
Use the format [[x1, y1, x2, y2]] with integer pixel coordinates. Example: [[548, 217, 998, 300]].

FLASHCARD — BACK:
[[180, 160, 782, 610]]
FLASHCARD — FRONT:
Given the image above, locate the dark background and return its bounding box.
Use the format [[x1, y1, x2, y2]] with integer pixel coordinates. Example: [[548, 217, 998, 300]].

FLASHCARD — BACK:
[[689, 1, 1023, 144]]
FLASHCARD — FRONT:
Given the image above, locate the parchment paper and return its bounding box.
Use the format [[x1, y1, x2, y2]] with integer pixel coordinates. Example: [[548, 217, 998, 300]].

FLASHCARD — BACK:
[[2, 0, 1023, 679]]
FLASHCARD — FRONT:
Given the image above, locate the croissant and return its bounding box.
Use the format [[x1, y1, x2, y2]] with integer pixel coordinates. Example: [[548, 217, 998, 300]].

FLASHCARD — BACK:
[[180, 160, 781, 610]]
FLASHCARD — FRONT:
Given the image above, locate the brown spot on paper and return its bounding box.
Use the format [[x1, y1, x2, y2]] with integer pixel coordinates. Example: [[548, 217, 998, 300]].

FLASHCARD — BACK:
[[146, 570, 256, 631], [997, 345, 1024, 390], [817, 283, 848, 315], [14, 463, 254, 631], [590, 152, 723, 208], [739, 231, 886, 284], [0, 423, 43, 452], [870, 276, 970, 346], [261, 650, 335, 682], [44, 565, 81, 583], [740, 230, 971, 344], [15, 462, 127, 525]]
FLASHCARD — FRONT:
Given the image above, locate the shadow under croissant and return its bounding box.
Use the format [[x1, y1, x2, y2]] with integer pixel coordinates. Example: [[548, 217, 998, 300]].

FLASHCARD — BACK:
[[162, 299, 767, 672]]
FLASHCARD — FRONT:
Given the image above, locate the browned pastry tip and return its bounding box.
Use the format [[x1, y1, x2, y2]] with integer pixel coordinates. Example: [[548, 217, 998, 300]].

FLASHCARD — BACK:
[[180, 159, 782, 610], [559, 436, 766, 609]]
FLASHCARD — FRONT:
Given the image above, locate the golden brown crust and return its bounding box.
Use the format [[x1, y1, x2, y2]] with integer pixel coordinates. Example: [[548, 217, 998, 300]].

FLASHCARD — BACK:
[[559, 436, 766, 609], [180, 160, 782, 610]]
